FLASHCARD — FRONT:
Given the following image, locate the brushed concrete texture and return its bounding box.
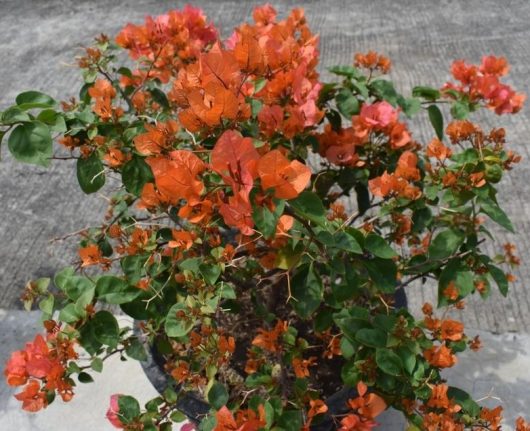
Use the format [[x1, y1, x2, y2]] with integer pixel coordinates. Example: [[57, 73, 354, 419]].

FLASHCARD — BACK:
[[0, 1, 530, 430]]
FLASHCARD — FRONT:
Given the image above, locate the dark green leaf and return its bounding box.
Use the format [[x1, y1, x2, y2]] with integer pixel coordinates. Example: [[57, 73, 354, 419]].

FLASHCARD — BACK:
[[412, 86, 440, 101], [8, 121, 52, 167], [355, 183, 370, 215], [427, 105, 444, 140], [428, 229, 465, 260], [77, 372, 94, 383], [118, 395, 141, 422], [291, 264, 323, 318], [92, 310, 120, 348], [289, 191, 327, 226], [336, 88, 360, 117], [96, 275, 141, 304], [16, 91, 56, 109], [77, 152, 105, 194], [376, 349, 403, 376], [277, 410, 303, 431], [325, 109, 342, 131], [148, 88, 169, 110], [125, 338, 148, 361], [447, 387, 480, 416], [355, 328, 387, 348], [478, 197, 514, 233], [334, 231, 363, 254], [122, 156, 154, 197], [252, 200, 285, 239], [208, 382, 229, 410], [488, 264, 509, 296], [365, 233, 397, 259], [328, 65, 361, 79], [199, 263, 221, 285], [364, 258, 397, 293], [398, 97, 421, 118], [370, 80, 399, 106]]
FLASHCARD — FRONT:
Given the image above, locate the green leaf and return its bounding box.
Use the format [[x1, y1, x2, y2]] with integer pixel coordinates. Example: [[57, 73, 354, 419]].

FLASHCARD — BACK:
[[428, 229, 465, 260], [328, 65, 361, 79], [446, 387, 480, 416], [334, 231, 363, 254], [38, 294, 54, 316], [332, 265, 360, 302], [291, 264, 323, 319], [54, 267, 95, 302], [365, 233, 397, 259], [488, 264, 509, 296], [118, 395, 141, 422], [208, 382, 229, 410], [376, 349, 403, 376], [478, 197, 514, 233], [355, 328, 387, 348], [450, 101, 470, 119], [8, 121, 52, 167], [364, 258, 397, 293], [370, 80, 399, 106], [438, 259, 475, 305], [427, 105, 444, 140], [79, 321, 102, 355], [148, 88, 169, 110], [59, 303, 85, 323], [96, 275, 141, 304], [336, 88, 360, 117], [92, 310, 120, 348], [289, 191, 327, 226], [412, 86, 440, 101], [16, 91, 56, 110], [165, 303, 195, 338], [77, 372, 94, 383], [199, 263, 222, 285], [398, 97, 421, 118], [277, 410, 303, 431], [77, 152, 105, 194], [122, 156, 154, 197], [1, 106, 31, 124], [252, 200, 285, 239], [121, 254, 149, 284], [125, 338, 148, 361], [91, 357, 104, 372]]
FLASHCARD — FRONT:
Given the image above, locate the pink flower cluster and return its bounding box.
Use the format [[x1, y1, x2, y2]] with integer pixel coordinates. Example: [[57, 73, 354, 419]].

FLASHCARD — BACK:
[[444, 55, 525, 114]]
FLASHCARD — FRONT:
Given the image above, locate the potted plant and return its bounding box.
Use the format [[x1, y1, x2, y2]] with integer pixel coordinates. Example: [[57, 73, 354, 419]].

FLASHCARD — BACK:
[[2, 4, 528, 430]]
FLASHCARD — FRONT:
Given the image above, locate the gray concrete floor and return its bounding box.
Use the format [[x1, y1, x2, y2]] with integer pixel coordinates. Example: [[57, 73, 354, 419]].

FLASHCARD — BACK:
[[1, 0, 530, 429]]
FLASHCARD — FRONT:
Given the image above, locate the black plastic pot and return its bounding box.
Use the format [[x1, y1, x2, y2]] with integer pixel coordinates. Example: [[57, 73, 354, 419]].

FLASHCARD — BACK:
[[137, 288, 407, 430]]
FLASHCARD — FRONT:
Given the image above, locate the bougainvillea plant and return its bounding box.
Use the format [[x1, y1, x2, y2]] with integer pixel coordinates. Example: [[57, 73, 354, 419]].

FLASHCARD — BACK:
[[2, 4, 528, 431]]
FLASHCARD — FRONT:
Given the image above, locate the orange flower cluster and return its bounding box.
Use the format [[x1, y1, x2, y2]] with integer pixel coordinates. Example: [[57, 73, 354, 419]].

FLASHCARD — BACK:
[[139, 129, 310, 235], [443, 55, 525, 115], [368, 150, 421, 200], [116, 5, 218, 84], [4, 330, 77, 412], [339, 381, 386, 431], [88, 79, 122, 121], [354, 51, 392, 74], [317, 100, 412, 167], [167, 5, 322, 138], [213, 405, 268, 431]]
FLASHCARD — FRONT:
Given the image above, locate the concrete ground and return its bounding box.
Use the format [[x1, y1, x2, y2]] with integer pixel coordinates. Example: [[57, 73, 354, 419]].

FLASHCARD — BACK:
[[1, 0, 529, 429]]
